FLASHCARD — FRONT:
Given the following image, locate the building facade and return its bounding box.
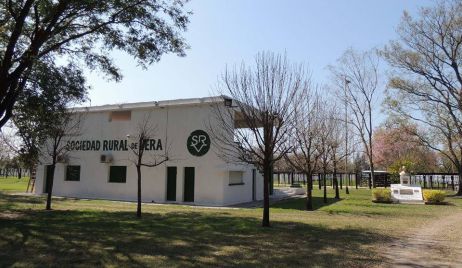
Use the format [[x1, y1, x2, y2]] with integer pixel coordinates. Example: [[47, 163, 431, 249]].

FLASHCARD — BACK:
[[34, 96, 263, 206]]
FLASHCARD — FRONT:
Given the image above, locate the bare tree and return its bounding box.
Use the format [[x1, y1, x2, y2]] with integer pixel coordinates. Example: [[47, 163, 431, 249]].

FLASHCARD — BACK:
[[382, 0, 462, 195], [128, 112, 169, 218], [41, 110, 83, 210], [329, 48, 381, 188], [328, 112, 346, 200], [286, 89, 323, 210], [316, 109, 331, 203], [210, 52, 306, 227], [0, 123, 35, 186]]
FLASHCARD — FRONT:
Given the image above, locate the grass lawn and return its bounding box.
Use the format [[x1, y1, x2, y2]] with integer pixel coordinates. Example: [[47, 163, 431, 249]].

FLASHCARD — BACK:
[[0, 177, 29, 192], [1, 185, 461, 267]]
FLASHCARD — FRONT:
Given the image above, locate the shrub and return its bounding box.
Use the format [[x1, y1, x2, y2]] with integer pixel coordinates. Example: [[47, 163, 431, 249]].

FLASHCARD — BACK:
[[423, 190, 446, 203], [372, 189, 392, 202]]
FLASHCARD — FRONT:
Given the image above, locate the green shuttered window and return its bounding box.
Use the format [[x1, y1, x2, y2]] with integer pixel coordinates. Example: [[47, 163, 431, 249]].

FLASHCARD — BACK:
[[109, 166, 127, 183], [65, 165, 81, 181]]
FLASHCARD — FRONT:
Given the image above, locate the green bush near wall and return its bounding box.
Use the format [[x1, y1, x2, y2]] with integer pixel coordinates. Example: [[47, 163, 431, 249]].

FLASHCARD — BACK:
[[371, 189, 392, 203]]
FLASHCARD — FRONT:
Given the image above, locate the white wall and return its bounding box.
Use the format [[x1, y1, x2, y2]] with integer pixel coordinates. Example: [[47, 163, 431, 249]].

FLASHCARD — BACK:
[[35, 102, 262, 206]]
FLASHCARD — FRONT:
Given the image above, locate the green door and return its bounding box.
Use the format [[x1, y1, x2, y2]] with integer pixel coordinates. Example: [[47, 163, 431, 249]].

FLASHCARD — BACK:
[[166, 167, 177, 201], [184, 167, 195, 202], [44, 165, 54, 194]]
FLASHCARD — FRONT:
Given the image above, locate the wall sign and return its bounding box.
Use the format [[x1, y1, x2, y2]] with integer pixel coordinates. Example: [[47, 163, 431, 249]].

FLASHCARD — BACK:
[[187, 130, 210, 156], [66, 139, 163, 151]]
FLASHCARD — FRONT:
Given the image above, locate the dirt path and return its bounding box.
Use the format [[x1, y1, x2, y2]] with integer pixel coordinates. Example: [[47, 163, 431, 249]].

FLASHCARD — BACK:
[[382, 209, 462, 268]]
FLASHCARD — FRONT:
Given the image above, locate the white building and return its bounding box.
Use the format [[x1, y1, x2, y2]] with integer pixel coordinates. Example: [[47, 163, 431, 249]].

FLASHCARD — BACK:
[[35, 96, 263, 206]]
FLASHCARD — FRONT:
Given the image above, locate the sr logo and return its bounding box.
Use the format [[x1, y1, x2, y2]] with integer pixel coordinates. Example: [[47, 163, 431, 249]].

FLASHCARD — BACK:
[[187, 130, 210, 156]]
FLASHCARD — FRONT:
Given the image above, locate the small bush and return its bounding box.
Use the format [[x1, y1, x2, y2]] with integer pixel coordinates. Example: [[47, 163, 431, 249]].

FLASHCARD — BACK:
[[423, 190, 446, 203], [372, 189, 392, 202]]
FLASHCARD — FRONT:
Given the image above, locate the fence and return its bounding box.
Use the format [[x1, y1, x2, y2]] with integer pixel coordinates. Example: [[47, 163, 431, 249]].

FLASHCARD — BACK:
[[273, 172, 359, 188], [409, 173, 460, 191]]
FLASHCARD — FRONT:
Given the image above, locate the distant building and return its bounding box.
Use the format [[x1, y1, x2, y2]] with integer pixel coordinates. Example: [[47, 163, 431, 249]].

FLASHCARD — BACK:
[[35, 96, 263, 206]]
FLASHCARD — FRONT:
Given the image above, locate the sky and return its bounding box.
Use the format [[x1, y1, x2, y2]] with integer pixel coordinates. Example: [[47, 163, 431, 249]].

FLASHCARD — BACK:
[[84, 0, 435, 110]]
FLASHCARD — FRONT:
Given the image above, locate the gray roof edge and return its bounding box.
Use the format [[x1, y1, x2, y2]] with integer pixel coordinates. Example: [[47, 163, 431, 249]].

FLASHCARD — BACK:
[[71, 95, 229, 113]]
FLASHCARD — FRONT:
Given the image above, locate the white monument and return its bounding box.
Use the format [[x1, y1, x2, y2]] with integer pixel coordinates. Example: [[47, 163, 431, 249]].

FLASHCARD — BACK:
[[390, 166, 423, 203]]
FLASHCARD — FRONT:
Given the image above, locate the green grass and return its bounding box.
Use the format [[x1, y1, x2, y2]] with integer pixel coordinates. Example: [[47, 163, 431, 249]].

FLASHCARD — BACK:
[[1, 185, 461, 267], [0, 177, 29, 192]]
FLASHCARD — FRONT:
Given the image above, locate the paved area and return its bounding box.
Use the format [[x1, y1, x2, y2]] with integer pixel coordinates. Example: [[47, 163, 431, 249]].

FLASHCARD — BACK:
[[15, 188, 305, 210], [230, 190, 305, 208], [382, 209, 462, 268]]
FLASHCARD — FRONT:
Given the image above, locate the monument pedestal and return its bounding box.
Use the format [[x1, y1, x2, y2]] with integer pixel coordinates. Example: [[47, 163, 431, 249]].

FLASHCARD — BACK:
[[390, 167, 424, 204], [390, 184, 424, 203]]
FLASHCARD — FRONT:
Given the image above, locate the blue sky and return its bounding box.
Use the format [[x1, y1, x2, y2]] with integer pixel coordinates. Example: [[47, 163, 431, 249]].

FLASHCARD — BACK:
[[85, 0, 434, 108]]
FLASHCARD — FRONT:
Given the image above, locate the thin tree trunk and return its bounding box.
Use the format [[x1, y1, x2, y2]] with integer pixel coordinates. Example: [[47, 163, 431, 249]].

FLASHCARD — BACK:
[[136, 164, 142, 218], [323, 172, 327, 203], [262, 164, 270, 227], [318, 173, 322, 189], [355, 172, 359, 189], [334, 165, 339, 199], [369, 156, 375, 188], [457, 170, 462, 196], [46, 164, 55, 210], [306, 172, 313, 210]]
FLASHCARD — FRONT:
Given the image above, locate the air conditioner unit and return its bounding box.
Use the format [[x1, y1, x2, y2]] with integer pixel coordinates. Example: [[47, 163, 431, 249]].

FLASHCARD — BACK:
[[57, 155, 69, 163], [100, 154, 113, 163]]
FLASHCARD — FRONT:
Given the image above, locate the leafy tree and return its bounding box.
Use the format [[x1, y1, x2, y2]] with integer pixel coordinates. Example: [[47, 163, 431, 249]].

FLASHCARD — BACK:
[[0, 0, 190, 128], [12, 61, 87, 210]]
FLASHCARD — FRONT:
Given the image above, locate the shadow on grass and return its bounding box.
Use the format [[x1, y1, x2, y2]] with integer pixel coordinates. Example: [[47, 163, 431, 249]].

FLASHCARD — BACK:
[[272, 196, 341, 211], [0, 192, 44, 211], [0, 193, 387, 267]]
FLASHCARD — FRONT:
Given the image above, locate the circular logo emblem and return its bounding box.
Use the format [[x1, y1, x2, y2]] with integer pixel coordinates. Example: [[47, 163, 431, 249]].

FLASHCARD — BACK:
[[187, 130, 210, 156]]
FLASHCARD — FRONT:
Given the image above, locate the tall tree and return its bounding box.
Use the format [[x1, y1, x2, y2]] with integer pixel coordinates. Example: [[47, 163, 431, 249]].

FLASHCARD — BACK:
[[286, 88, 323, 210], [128, 112, 169, 218], [0, 0, 190, 128], [12, 60, 87, 209], [382, 0, 462, 195], [42, 110, 82, 210], [328, 112, 345, 200], [210, 52, 306, 227], [317, 107, 337, 204], [329, 48, 381, 188]]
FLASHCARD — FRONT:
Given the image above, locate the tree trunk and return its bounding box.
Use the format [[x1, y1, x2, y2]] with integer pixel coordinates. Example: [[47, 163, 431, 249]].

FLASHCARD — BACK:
[[355, 172, 359, 189], [318, 174, 322, 189], [306, 172, 313, 210], [369, 158, 376, 188], [323, 172, 327, 203], [334, 167, 340, 199], [262, 163, 271, 227], [457, 170, 462, 196], [46, 164, 55, 210], [136, 164, 142, 218], [345, 174, 350, 194]]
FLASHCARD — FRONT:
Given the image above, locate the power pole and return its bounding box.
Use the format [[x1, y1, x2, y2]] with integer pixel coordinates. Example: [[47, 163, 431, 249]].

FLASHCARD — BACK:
[[344, 77, 351, 193]]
